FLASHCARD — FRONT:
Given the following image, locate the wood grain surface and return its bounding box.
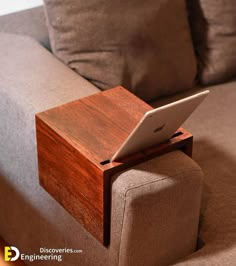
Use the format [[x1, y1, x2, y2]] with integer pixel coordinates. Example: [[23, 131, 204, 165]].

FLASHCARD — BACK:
[[36, 86, 193, 245]]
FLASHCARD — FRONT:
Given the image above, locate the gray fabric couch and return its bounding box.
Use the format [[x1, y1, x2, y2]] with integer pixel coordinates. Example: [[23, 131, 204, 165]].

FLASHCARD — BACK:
[[0, 6, 235, 266]]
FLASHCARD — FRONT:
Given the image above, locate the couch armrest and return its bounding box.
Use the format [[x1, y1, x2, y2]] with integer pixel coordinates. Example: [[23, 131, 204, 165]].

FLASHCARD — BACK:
[[0, 32, 99, 191], [0, 6, 50, 49], [0, 32, 99, 113], [110, 151, 203, 266]]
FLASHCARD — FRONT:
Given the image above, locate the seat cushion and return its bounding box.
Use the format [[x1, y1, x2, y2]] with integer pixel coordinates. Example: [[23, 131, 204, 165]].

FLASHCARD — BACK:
[[43, 0, 197, 101], [187, 0, 236, 86]]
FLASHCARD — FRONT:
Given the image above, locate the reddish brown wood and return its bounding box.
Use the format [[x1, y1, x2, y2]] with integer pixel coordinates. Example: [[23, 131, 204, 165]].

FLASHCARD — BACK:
[[36, 86, 193, 245]]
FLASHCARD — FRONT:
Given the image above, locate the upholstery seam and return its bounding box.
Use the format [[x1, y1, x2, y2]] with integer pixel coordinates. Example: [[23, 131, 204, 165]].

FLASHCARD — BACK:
[[117, 168, 202, 265]]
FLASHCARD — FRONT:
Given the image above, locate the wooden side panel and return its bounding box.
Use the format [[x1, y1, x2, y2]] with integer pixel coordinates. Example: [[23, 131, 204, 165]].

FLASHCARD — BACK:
[[36, 117, 105, 243]]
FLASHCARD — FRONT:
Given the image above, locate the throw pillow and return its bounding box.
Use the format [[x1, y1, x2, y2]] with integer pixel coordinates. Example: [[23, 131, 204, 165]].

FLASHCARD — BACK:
[[187, 0, 236, 85], [43, 0, 197, 101]]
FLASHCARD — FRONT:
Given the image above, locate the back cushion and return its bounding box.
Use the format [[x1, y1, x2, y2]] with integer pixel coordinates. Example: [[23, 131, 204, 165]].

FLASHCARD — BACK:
[[188, 0, 236, 85], [43, 0, 197, 101]]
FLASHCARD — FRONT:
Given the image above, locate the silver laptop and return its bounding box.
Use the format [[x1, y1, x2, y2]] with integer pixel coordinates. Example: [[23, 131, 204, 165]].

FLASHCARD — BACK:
[[111, 90, 209, 162]]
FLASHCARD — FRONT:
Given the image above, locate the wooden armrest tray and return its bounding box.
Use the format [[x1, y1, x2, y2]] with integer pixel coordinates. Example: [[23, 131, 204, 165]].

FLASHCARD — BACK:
[[36, 86, 193, 245]]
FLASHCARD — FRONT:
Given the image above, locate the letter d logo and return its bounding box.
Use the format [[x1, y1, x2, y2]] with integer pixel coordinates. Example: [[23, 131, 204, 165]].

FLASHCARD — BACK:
[[4, 246, 20, 261]]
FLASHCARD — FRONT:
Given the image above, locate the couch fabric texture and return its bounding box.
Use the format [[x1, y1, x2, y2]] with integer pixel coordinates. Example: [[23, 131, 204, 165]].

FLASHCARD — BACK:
[[152, 80, 236, 265], [188, 0, 236, 85], [43, 0, 197, 101], [0, 6, 50, 49]]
